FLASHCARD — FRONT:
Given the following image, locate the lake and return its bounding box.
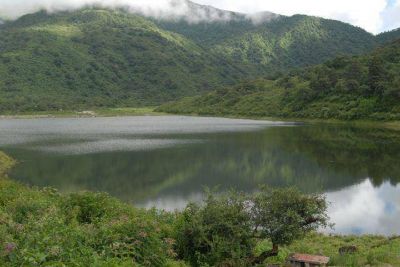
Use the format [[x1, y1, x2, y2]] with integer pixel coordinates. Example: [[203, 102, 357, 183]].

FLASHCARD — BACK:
[[0, 116, 399, 235]]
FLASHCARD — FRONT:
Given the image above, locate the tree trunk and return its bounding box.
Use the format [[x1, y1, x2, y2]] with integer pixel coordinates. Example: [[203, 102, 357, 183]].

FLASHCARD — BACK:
[[250, 243, 279, 265]]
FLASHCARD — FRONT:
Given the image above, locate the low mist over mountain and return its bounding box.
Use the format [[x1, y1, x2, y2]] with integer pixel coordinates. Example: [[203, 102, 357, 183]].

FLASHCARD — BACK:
[[0, 1, 399, 112], [0, 0, 276, 23]]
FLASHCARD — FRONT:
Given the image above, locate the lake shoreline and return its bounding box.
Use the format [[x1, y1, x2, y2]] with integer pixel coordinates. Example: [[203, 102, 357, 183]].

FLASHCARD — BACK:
[[0, 107, 166, 119], [153, 110, 400, 131], [2, 107, 399, 132]]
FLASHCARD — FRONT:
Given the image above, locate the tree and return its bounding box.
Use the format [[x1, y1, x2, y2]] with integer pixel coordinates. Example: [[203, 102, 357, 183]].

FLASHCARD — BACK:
[[175, 190, 254, 267], [384, 76, 400, 99], [250, 187, 330, 264], [175, 187, 330, 266], [309, 65, 336, 93], [367, 55, 386, 96], [344, 59, 365, 82]]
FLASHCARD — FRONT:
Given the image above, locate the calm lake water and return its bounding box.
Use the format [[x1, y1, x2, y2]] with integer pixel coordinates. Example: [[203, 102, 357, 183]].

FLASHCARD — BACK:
[[0, 116, 399, 235]]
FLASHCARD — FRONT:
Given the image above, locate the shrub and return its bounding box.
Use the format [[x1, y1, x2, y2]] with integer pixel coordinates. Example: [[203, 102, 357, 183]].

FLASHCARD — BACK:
[[175, 191, 254, 266], [0, 182, 175, 266], [175, 187, 330, 266], [251, 187, 330, 263]]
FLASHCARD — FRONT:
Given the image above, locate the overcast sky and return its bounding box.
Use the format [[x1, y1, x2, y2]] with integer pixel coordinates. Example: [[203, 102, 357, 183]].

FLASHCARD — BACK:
[[0, 0, 399, 34]]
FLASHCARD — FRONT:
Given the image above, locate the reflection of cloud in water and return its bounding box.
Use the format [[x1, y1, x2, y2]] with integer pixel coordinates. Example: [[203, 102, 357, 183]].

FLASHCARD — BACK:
[[138, 192, 204, 211], [141, 178, 400, 235], [325, 179, 400, 235], [33, 139, 199, 155]]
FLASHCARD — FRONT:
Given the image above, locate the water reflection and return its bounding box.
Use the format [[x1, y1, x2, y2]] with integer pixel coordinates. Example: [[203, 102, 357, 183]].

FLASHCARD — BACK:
[[326, 179, 400, 235], [35, 139, 200, 155], [0, 116, 399, 235], [0, 116, 283, 146]]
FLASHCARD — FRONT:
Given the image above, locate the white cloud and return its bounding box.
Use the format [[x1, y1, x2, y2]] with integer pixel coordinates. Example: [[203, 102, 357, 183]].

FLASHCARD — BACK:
[[0, 0, 239, 24], [0, 0, 180, 20], [0, 0, 399, 33], [380, 0, 400, 32]]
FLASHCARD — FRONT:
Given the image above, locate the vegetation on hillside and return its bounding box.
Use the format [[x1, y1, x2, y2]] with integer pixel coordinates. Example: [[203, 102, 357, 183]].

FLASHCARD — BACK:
[[377, 28, 400, 45], [0, 4, 399, 113], [0, 8, 249, 112], [160, 15, 377, 69], [159, 39, 400, 120]]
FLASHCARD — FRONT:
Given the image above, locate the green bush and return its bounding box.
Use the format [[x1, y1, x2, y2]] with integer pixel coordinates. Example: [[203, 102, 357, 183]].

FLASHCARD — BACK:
[[175, 187, 329, 266], [0, 181, 176, 266], [175, 191, 254, 266]]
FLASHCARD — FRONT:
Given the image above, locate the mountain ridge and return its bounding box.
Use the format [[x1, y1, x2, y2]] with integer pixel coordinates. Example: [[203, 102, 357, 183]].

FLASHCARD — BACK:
[[0, 3, 399, 112]]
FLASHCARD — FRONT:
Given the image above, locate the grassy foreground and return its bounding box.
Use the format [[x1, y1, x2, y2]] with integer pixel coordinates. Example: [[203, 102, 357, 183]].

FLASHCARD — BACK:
[[1, 152, 400, 266]]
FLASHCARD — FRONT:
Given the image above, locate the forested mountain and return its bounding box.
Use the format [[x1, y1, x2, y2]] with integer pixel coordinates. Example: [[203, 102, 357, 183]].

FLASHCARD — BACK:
[[159, 39, 400, 120], [0, 2, 399, 112], [158, 14, 376, 69], [0, 8, 250, 111], [377, 28, 400, 45]]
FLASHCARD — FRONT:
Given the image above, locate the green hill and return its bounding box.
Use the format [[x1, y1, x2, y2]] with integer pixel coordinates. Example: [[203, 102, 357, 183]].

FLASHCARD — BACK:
[[377, 28, 400, 44], [158, 14, 376, 70], [158, 39, 400, 120], [0, 3, 399, 112], [0, 8, 250, 112]]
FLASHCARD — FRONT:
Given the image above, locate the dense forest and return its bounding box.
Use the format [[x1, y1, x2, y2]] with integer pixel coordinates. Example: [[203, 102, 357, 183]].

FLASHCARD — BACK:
[[159, 39, 400, 120], [0, 3, 399, 112], [0, 9, 251, 112], [160, 14, 377, 68]]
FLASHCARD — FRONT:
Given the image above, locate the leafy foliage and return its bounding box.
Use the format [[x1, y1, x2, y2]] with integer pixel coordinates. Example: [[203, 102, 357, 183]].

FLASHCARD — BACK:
[[159, 39, 400, 120], [0, 152, 15, 177], [0, 181, 178, 266], [175, 191, 254, 266], [175, 188, 329, 266], [252, 187, 329, 247]]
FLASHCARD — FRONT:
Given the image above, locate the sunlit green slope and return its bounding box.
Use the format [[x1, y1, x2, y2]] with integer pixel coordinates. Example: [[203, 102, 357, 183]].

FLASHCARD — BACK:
[[0, 8, 249, 112], [159, 14, 377, 69]]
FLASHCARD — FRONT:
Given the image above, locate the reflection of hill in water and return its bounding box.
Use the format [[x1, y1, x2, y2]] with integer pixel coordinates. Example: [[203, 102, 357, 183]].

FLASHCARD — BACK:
[[278, 125, 400, 187], [6, 124, 400, 204]]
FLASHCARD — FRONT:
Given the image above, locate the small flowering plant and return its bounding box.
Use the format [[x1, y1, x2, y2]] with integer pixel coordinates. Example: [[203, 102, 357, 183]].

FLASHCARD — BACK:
[[3, 242, 16, 256]]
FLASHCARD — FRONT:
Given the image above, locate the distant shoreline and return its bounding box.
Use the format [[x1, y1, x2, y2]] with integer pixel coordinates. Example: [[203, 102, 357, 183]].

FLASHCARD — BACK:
[[0, 107, 165, 119], [1, 108, 399, 132]]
